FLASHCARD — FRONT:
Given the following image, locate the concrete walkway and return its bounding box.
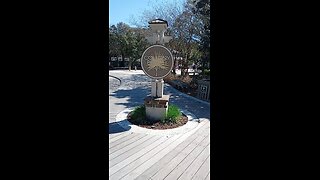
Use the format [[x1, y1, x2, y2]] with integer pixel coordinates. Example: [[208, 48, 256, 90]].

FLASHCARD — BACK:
[[109, 70, 210, 180]]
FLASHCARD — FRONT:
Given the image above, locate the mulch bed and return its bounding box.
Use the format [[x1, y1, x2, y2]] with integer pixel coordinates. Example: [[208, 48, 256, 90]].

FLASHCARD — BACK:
[[164, 79, 198, 98], [127, 112, 188, 130], [185, 88, 198, 97]]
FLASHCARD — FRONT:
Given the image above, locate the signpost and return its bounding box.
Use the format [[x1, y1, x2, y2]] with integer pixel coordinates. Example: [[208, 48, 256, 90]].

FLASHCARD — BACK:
[[141, 45, 173, 97], [141, 45, 173, 79], [141, 19, 173, 122]]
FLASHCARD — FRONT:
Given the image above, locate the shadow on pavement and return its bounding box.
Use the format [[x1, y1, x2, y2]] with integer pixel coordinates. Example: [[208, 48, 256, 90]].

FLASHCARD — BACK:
[[110, 86, 210, 120], [109, 73, 209, 120], [110, 86, 150, 108], [109, 121, 131, 134]]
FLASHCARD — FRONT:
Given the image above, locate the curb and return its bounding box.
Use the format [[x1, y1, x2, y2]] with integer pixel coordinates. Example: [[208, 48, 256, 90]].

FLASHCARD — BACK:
[[109, 75, 122, 94], [109, 75, 122, 85], [114, 107, 202, 136]]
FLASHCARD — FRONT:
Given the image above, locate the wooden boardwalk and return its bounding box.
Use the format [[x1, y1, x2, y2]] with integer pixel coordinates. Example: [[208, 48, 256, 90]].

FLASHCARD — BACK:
[[109, 70, 210, 180], [109, 120, 210, 180]]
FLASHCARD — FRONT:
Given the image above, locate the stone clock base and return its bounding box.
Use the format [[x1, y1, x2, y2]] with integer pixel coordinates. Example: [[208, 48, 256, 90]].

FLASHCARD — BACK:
[[144, 95, 170, 122]]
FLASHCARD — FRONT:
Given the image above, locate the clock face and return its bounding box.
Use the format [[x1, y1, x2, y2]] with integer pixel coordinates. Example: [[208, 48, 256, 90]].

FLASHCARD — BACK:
[[141, 45, 174, 79]]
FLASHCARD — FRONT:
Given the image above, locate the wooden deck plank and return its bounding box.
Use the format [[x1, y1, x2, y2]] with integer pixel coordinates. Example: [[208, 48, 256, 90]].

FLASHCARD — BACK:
[[109, 132, 140, 149], [178, 144, 210, 180], [108, 131, 127, 140], [151, 131, 209, 180], [109, 135, 167, 168], [109, 134, 156, 160], [163, 136, 210, 180], [109, 131, 131, 143], [109, 133, 147, 154], [205, 172, 210, 180], [135, 121, 210, 180], [111, 134, 184, 180], [191, 155, 210, 180], [109, 135, 178, 176], [119, 121, 210, 180]]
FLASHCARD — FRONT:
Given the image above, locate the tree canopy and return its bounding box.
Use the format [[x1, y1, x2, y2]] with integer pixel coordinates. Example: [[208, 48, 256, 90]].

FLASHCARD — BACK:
[[108, 0, 210, 74], [109, 23, 149, 70]]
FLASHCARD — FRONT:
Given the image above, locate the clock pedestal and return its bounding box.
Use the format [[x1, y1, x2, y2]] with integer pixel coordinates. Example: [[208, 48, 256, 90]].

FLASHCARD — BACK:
[[141, 19, 173, 123], [144, 95, 170, 122], [151, 79, 164, 98]]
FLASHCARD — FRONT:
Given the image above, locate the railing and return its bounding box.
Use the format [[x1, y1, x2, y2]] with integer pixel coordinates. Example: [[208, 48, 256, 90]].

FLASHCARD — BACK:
[[197, 80, 210, 101]]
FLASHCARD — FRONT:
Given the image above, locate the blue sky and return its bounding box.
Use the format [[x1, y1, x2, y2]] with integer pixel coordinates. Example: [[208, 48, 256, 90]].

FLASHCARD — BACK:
[[109, 0, 184, 27]]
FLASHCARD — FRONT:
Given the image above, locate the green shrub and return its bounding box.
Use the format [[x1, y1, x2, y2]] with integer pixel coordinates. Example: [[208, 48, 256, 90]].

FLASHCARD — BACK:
[[129, 104, 182, 125], [203, 69, 210, 76], [132, 105, 145, 117], [164, 105, 182, 124], [129, 105, 148, 124]]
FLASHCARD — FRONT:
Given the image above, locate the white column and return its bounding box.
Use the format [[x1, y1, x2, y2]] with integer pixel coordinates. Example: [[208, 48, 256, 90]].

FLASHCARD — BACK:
[[156, 79, 164, 97], [151, 79, 157, 97]]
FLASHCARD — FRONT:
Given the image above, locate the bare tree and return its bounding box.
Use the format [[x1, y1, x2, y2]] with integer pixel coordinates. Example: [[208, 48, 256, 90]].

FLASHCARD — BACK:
[[170, 1, 202, 76], [129, 0, 206, 77], [130, 0, 184, 28]]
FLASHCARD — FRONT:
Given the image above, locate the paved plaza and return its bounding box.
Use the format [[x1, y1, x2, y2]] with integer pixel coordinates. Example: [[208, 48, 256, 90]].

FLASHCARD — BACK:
[[108, 70, 210, 180]]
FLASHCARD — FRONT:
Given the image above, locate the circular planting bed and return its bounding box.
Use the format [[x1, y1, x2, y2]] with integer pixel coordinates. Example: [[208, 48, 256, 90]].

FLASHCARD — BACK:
[[126, 105, 188, 130]]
